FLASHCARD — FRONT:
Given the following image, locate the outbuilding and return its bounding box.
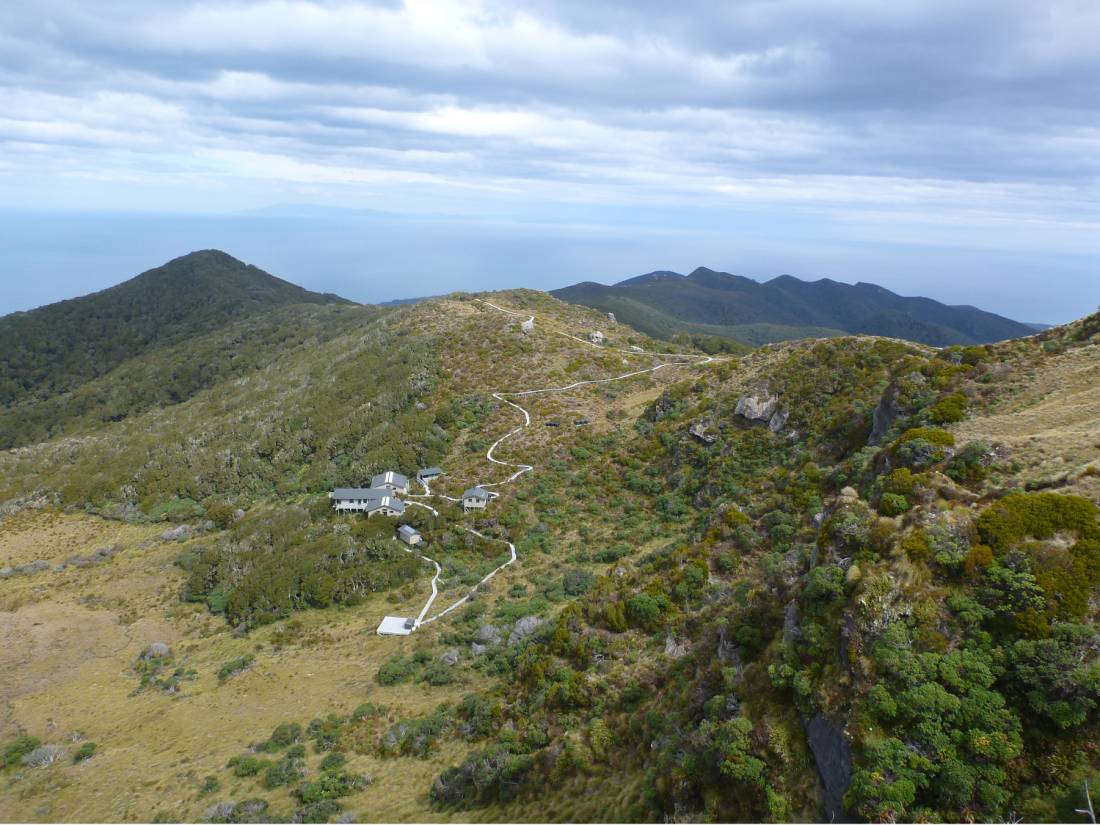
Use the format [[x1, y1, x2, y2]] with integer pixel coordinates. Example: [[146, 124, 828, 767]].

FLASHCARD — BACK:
[[461, 486, 491, 512], [416, 467, 443, 482], [397, 524, 423, 546]]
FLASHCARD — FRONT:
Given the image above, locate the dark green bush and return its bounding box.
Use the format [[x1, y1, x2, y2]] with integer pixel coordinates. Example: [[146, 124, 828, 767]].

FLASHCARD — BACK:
[[226, 754, 270, 777], [217, 654, 255, 683], [263, 755, 304, 789], [72, 742, 97, 763], [296, 770, 367, 804], [2, 735, 41, 769]]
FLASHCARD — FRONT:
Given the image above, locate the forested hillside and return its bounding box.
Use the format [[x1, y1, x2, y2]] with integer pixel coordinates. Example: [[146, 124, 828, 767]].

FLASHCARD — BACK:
[[0, 250, 350, 443], [553, 267, 1035, 347], [1, 262, 1097, 823]]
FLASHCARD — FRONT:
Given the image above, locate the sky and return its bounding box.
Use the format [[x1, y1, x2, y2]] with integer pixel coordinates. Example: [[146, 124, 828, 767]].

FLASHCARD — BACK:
[[1, 0, 1098, 322]]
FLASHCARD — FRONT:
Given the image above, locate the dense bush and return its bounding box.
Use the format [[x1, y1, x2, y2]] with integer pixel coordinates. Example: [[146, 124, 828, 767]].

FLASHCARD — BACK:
[[929, 392, 968, 424], [977, 493, 1099, 552]]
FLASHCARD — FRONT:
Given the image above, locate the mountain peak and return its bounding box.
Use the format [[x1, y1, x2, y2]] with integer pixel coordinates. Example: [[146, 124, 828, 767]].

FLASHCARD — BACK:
[[614, 270, 684, 287], [0, 251, 351, 413]]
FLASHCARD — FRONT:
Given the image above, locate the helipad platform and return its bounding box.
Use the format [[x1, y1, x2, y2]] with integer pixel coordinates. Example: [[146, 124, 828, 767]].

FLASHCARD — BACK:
[[377, 616, 415, 635]]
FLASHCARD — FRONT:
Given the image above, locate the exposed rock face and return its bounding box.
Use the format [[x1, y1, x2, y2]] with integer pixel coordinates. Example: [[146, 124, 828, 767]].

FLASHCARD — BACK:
[[715, 627, 743, 669], [869, 381, 901, 445], [664, 635, 689, 658], [735, 393, 788, 432], [735, 393, 778, 422], [142, 642, 171, 660], [159, 524, 193, 541], [508, 615, 542, 644], [470, 642, 489, 656], [768, 408, 790, 432], [440, 648, 460, 666], [607, 312, 617, 325], [475, 624, 502, 645], [805, 714, 853, 823], [783, 600, 802, 643], [689, 422, 716, 445], [521, 318, 534, 335], [588, 330, 604, 344], [65, 544, 121, 568]]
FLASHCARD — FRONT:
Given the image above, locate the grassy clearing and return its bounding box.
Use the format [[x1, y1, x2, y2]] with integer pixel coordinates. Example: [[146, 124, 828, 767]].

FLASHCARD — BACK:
[[0, 513, 495, 822]]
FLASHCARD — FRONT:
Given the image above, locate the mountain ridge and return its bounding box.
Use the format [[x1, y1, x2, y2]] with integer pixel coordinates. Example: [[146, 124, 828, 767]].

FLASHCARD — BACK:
[[554, 267, 1034, 347]]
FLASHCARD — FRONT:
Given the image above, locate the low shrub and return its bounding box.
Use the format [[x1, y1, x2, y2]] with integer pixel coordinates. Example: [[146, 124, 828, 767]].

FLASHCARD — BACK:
[[930, 393, 968, 424], [263, 755, 304, 789], [879, 493, 910, 517], [296, 770, 367, 804], [2, 735, 41, 769], [226, 755, 270, 777], [217, 654, 255, 683], [72, 742, 97, 763]]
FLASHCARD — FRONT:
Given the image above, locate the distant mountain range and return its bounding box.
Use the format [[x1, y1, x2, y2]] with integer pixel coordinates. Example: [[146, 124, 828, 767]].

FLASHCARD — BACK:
[[552, 267, 1035, 347]]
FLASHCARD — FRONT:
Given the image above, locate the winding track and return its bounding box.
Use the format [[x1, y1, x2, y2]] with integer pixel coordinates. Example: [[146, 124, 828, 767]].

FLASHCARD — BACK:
[[402, 300, 718, 628]]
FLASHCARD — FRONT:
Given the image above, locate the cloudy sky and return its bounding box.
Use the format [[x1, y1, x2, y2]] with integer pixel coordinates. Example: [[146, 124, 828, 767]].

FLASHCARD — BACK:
[[1, 0, 1098, 321]]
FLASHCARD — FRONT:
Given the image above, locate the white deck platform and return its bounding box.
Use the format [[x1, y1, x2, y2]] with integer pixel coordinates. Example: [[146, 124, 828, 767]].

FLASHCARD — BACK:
[[377, 615, 415, 636]]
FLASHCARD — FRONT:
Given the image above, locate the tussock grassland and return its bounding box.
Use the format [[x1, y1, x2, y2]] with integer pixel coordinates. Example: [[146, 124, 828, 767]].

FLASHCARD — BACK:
[[954, 341, 1100, 502], [0, 513, 491, 822]]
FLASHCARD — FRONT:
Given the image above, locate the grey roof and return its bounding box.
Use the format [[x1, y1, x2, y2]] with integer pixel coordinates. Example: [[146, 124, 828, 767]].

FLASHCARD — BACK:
[[462, 486, 490, 500], [398, 524, 420, 536], [366, 496, 405, 514], [332, 487, 389, 500], [417, 467, 443, 477], [371, 471, 409, 488]]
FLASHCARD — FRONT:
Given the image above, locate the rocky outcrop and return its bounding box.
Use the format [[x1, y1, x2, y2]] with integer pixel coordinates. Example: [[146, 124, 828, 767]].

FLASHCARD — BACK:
[[664, 635, 689, 658], [0, 559, 49, 578], [735, 392, 788, 432], [783, 600, 802, 643], [805, 714, 853, 822], [142, 642, 172, 660], [508, 616, 542, 644], [735, 393, 778, 422], [868, 381, 901, 445], [475, 624, 502, 645], [768, 408, 790, 432], [65, 544, 121, 568], [689, 422, 716, 445], [159, 524, 193, 541], [440, 648, 460, 666]]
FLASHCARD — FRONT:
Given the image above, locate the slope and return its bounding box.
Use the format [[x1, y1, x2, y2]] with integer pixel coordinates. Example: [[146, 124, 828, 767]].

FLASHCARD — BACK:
[[3, 279, 1097, 823], [0, 249, 351, 412], [552, 266, 1034, 347]]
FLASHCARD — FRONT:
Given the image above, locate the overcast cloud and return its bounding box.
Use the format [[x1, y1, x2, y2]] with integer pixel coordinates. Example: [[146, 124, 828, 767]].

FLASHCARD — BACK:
[[0, 0, 1097, 321]]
